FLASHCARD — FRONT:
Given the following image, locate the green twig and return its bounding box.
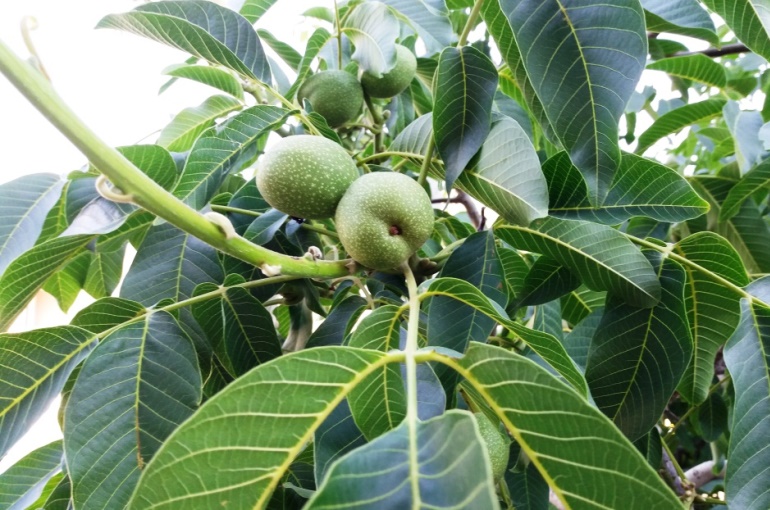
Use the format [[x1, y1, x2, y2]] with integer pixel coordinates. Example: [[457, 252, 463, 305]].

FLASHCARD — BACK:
[[210, 205, 339, 239], [364, 92, 385, 153], [661, 437, 689, 487], [402, 262, 421, 501], [417, 137, 435, 187], [357, 150, 430, 165], [458, 0, 485, 47], [0, 38, 350, 279], [334, 0, 343, 69], [301, 222, 340, 239]]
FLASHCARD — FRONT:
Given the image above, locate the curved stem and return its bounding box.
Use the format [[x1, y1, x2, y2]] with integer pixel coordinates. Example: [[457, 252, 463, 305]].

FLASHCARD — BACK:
[[358, 150, 430, 164], [416, 137, 435, 187], [334, 0, 343, 69], [402, 262, 421, 502], [0, 38, 351, 279], [364, 92, 384, 153], [458, 0, 485, 47]]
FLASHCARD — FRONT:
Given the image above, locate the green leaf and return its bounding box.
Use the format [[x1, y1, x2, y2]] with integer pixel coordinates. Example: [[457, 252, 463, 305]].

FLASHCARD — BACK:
[[83, 247, 125, 299], [458, 116, 548, 226], [98, 0, 272, 83], [0, 173, 63, 277], [239, 0, 278, 24], [286, 28, 332, 100], [381, 0, 455, 54], [70, 297, 146, 333], [391, 111, 433, 155], [423, 277, 588, 396], [0, 326, 94, 457], [721, 159, 770, 221], [563, 308, 604, 372], [433, 46, 498, 188], [636, 98, 726, 154], [38, 475, 71, 510], [647, 54, 727, 88], [256, 29, 302, 71], [128, 347, 392, 509], [702, 0, 770, 61], [121, 222, 223, 306], [347, 306, 407, 440], [342, 2, 398, 76], [192, 281, 282, 377], [585, 251, 692, 440], [0, 440, 62, 510], [546, 152, 709, 224], [0, 234, 93, 332], [157, 95, 243, 152], [642, 0, 719, 45], [306, 295, 367, 348], [496, 217, 661, 308], [307, 410, 499, 509], [697, 392, 728, 442], [314, 399, 367, 483], [437, 343, 682, 509], [163, 64, 244, 98], [561, 286, 605, 326], [500, 0, 647, 204], [674, 232, 749, 403], [723, 283, 770, 509], [65, 312, 201, 510], [516, 256, 581, 308], [42, 251, 92, 312], [173, 105, 290, 210], [690, 176, 770, 273]]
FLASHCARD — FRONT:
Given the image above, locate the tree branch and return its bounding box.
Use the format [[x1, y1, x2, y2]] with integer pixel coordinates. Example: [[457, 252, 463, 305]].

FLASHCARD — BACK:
[[676, 43, 750, 58], [685, 460, 725, 490], [0, 38, 353, 279]]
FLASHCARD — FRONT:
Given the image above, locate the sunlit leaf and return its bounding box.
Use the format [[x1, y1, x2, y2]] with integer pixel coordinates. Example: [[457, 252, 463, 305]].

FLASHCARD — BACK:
[[647, 54, 727, 88], [637, 98, 726, 154], [157, 95, 243, 152], [642, 0, 719, 44], [0, 440, 62, 510], [98, 0, 272, 83], [496, 217, 661, 308], [342, 2, 398, 77], [702, 0, 770, 61], [163, 64, 244, 98]]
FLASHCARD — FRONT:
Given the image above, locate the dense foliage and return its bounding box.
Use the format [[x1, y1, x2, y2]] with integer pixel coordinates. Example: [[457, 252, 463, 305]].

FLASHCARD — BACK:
[[1, 0, 769, 508]]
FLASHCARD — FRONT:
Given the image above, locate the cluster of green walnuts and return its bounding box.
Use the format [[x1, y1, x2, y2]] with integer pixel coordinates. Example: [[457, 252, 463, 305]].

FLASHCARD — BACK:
[[256, 45, 434, 272]]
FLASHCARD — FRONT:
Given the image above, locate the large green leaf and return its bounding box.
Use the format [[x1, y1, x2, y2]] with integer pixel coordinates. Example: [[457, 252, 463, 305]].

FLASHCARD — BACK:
[[642, 0, 719, 44], [585, 251, 692, 440], [723, 280, 770, 510], [435, 343, 682, 509], [546, 152, 708, 224], [423, 278, 587, 396], [636, 98, 726, 154], [647, 54, 727, 88], [458, 116, 548, 225], [721, 159, 770, 221], [121, 222, 223, 305], [703, 0, 770, 61], [42, 251, 92, 312], [342, 2, 398, 76], [192, 278, 282, 377], [307, 410, 499, 509], [381, 0, 455, 54], [500, 0, 647, 204], [98, 0, 272, 83], [496, 217, 661, 308], [163, 64, 244, 98], [433, 46, 498, 188], [0, 326, 94, 458], [64, 312, 200, 510], [690, 176, 770, 273], [724, 101, 765, 173], [128, 347, 392, 509], [0, 234, 93, 332], [83, 247, 125, 299], [157, 95, 243, 152], [0, 173, 63, 277], [0, 440, 62, 510], [674, 232, 749, 404], [173, 105, 290, 210]]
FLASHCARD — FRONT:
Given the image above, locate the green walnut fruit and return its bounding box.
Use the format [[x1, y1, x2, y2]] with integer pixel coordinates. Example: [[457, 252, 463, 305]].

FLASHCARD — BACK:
[[474, 412, 511, 481], [256, 135, 358, 219], [335, 172, 433, 271], [298, 70, 364, 128], [361, 44, 417, 98]]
